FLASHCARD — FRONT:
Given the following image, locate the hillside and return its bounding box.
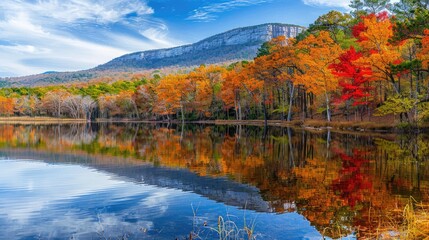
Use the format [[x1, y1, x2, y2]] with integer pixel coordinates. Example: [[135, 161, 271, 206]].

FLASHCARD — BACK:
[[1, 23, 305, 87]]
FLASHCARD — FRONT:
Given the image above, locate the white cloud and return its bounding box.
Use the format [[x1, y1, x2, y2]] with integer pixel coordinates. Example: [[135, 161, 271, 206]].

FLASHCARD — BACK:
[[187, 0, 269, 22], [0, 0, 178, 77], [302, 0, 351, 8], [0, 44, 50, 54], [302, 0, 400, 9], [1, 0, 154, 25]]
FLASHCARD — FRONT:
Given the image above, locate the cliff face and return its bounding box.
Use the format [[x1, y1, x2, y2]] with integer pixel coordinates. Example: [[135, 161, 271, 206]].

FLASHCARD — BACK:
[[96, 23, 305, 70]]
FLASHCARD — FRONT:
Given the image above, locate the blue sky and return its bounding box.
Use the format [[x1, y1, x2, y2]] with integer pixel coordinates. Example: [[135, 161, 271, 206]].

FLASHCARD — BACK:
[[0, 0, 353, 77]]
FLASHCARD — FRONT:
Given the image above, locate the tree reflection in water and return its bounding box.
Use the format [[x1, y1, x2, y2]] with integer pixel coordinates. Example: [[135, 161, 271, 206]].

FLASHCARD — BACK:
[[0, 123, 428, 238]]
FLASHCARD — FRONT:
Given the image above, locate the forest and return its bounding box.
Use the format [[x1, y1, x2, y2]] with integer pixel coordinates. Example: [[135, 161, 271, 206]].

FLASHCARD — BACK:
[[0, 0, 429, 127]]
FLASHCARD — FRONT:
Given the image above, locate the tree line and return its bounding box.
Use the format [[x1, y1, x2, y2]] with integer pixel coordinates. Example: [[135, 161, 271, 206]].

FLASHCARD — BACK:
[[1, 0, 429, 125]]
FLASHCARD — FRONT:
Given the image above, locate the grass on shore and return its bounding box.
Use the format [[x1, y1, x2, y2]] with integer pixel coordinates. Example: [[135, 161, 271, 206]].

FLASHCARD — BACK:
[[0, 116, 87, 124], [401, 199, 429, 239], [366, 198, 429, 239], [190, 203, 257, 240]]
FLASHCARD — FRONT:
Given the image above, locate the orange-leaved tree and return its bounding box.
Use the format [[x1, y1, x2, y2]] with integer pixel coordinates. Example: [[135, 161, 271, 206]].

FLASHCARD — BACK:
[[188, 65, 225, 118], [221, 62, 261, 120], [353, 12, 404, 94], [134, 79, 159, 119], [295, 31, 343, 122], [156, 74, 194, 122], [252, 37, 302, 121], [0, 96, 14, 116]]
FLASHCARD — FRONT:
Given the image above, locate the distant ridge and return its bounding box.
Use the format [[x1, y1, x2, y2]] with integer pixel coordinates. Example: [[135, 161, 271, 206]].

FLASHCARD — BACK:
[[96, 23, 305, 71], [42, 71, 59, 74], [1, 23, 305, 87]]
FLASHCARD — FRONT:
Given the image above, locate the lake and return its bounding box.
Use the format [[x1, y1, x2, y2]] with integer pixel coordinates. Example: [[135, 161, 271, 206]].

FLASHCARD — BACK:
[[0, 123, 428, 239]]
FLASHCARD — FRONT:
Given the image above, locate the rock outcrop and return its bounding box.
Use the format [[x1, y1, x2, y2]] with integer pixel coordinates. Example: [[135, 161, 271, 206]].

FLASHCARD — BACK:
[[96, 23, 305, 70]]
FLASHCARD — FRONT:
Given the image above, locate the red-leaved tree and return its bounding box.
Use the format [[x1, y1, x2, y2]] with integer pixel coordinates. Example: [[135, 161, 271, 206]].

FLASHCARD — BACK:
[[330, 47, 373, 120]]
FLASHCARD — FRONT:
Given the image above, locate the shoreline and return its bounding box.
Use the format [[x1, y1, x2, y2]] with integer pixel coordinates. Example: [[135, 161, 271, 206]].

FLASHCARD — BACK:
[[0, 117, 87, 124], [0, 117, 426, 134]]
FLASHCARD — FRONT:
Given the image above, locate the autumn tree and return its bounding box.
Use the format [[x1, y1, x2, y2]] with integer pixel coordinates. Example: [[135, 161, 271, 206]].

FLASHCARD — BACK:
[[41, 89, 70, 117], [221, 62, 263, 121], [353, 12, 403, 93], [352, 12, 422, 121], [98, 94, 118, 118], [188, 65, 225, 118], [250, 37, 302, 122], [0, 96, 14, 116], [63, 95, 96, 119], [134, 79, 159, 119], [295, 31, 343, 122], [14, 95, 40, 116], [330, 47, 374, 120], [116, 90, 139, 119], [156, 74, 194, 122]]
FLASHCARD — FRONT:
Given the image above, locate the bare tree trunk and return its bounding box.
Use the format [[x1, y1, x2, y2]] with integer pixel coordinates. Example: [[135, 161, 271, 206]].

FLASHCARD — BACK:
[[180, 103, 185, 123], [180, 122, 184, 143], [133, 101, 139, 119], [262, 92, 268, 127], [58, 101, 61, 118], [281, 88, 286, 121], [238, 101, 242, 120], [325, 92, 331, 122], [234, 98, 238, 120], [287, 83, 295, 122]]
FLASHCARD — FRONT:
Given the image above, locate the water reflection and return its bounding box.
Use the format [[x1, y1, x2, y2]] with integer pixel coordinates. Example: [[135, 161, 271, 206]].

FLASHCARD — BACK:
[[0, 123, 428, 239], [0, 159, 318, 239], [0, 159, 203, 239]]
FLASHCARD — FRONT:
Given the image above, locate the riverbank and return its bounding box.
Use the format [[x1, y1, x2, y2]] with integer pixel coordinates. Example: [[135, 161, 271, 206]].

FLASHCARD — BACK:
[[0, 117, 427, 133], [0, 117, 87, 124]]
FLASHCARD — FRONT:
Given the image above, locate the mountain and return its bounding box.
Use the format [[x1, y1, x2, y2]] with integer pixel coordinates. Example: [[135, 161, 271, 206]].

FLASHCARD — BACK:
[[1, 23, 305, 87], [42, 71, 60, 74], [96, 23, 305, 71]]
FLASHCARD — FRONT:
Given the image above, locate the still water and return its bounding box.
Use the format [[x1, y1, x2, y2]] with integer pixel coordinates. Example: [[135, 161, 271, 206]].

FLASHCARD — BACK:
[[0, 123, 428, 239]]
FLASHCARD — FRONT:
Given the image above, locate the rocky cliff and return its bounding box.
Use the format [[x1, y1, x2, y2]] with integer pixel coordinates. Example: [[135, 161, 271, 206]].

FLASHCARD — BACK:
[[96, 23, 305, 70]]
